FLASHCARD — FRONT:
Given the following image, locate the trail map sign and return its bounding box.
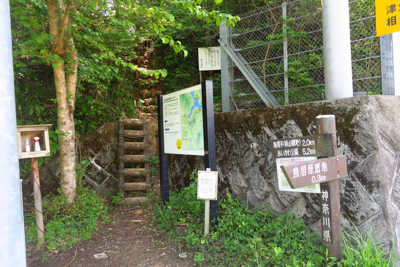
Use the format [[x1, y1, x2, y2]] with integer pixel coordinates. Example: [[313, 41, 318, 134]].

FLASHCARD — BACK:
[[376, 1, 400, 36], [163, 84, 204, 155], [281, 155, 348, 189], [276, 157, 320, 193], [267, 134, 334, 158], [198, 47, 221, 71]]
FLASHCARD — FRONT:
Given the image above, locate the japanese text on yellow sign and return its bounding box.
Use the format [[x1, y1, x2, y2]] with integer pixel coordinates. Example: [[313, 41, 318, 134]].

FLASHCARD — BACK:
[[376, 1, 400, 36]]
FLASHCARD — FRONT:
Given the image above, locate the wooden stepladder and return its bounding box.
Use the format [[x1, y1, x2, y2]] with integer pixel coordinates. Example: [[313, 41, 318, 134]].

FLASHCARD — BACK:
[[118, 118, 151, 205]]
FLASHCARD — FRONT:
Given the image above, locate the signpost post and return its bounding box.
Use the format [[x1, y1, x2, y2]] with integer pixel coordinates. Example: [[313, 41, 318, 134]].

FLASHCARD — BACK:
[[197, 168, 218, 235], [268, 115, 345, 261]]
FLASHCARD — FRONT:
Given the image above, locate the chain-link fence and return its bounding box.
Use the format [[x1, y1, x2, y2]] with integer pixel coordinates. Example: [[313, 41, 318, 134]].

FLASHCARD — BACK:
[[227, 0, 381, 109]]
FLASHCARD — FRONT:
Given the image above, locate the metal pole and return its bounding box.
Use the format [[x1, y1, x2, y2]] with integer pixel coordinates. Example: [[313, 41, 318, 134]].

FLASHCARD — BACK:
[[202, 81, 218, 229], [282, 2, 289, 104], [220, 20, 234, 112], [0, 0, 27, 265], [315, 115, 343, 262], [322, 0, 353, 99], [381, 31, 400, 96], [157, 95, 169, 204]]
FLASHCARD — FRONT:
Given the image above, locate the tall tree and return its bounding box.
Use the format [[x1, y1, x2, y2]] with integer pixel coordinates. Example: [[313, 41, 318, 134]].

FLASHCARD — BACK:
[[12, 0, 238, 203]]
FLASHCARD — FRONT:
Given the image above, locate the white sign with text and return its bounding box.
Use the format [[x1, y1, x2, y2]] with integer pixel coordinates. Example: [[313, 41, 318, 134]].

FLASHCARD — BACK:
[[197, 170, 218, 200], [276, 157, 320, 193], [198, 47, 221, 71]]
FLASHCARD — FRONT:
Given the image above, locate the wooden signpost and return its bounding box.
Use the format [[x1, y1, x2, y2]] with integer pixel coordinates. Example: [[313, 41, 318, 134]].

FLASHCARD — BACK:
[[197, 168, 218, 235], [268, 115, 345, 261]]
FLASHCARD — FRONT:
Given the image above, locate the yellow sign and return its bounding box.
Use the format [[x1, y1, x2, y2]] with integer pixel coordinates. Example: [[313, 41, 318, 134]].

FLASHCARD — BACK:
[[176, 139, 182, 150], [376, 1, 400, 36]]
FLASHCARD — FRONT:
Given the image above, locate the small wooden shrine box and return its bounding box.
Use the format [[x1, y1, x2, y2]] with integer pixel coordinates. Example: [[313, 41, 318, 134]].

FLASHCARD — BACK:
[[17, 124, 52, 159]]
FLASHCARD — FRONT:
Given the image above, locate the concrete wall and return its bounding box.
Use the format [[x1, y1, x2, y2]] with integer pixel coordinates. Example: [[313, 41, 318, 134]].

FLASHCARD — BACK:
[[169, 95, 400, 256]]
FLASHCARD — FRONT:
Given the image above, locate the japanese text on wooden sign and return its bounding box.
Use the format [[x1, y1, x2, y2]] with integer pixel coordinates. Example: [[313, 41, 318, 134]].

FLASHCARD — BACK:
[[321, 186, 332, 243], [276, 157, 320, 193], [376, 1, 400, 36], [280, 155, 348, 189], [267, 134, 334, 158], [197, 170, 218, 200]]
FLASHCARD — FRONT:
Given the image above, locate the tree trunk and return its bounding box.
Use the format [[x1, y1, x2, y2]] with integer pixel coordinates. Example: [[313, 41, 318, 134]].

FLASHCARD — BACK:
[[47, 0, 77, 203]]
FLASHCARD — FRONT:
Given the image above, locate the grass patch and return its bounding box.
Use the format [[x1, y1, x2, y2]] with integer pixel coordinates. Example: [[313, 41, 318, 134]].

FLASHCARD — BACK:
[[150, 171, 334, 266]]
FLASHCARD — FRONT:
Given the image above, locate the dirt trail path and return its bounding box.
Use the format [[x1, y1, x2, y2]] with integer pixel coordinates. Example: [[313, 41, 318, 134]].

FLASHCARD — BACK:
[[26, 204, 196, 267]]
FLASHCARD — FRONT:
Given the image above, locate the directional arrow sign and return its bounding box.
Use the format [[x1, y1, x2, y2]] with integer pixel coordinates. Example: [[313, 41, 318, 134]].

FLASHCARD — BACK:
[[280, 155, 348, 189], [267, 134, 335, 158]]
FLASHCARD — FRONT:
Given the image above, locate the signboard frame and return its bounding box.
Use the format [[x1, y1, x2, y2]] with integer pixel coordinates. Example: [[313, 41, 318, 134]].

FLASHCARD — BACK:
[[162, 84, 204, 156]]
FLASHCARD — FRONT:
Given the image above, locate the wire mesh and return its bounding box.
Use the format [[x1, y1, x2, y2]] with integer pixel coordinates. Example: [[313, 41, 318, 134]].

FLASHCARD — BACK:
[[228, 0, 382, 110]]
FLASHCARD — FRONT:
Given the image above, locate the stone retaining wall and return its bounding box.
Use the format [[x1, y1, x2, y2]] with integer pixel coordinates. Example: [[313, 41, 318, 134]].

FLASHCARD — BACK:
[[169, 95, 400, 256]]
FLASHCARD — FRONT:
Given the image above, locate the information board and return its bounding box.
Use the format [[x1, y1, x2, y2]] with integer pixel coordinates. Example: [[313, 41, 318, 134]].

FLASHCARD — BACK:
[[276, 157, 320, 193], [163, 84, 204, 155], [376, 1, 400, 36], [197, 170, 218, 200], [198, 47, 221, 71]]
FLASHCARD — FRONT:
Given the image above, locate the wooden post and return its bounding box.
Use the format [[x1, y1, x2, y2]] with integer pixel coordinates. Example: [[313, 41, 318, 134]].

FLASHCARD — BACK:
[[204, 168, 211, 235], [315, 115, 343, 261], [31, 158, 44, 246], [199, 71, 202, 83], [118, 120, 125, 196]]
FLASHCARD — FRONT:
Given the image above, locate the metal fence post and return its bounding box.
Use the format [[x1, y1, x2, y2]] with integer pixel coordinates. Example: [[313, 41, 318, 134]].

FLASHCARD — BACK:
[[282, 2, 289, 104], [322, 0, 353, 99], [220, 20, 234, 112], [381, 32, 400, 95], [0, 0, 27, 265]]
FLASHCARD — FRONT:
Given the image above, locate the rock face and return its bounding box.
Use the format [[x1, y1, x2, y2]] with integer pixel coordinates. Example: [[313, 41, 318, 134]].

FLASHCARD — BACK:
[[169, 95, 400, 256], [22, 120, 159, 204]]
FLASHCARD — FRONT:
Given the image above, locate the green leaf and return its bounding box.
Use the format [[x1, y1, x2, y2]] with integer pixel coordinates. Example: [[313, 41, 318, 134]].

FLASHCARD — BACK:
[[215, 0, 223, 3], [161, 37, 169, 44], [165, 13, 175, 23], [183, 50, 188, 57]]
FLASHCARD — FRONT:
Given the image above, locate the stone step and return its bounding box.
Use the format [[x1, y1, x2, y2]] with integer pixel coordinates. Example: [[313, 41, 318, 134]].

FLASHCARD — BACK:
[[123, 182, 148, 191], [120, 197, 148, 205], [123, 168, 149, 177]]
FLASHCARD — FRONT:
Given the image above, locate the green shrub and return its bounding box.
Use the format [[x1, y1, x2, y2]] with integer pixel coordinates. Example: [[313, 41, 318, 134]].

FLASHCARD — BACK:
[[25, 159, 107, 251], [151, 170, 333, 266]]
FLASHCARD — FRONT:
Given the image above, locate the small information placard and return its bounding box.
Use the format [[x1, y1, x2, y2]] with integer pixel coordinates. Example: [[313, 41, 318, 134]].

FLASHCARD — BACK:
[[198, 47, 221, 71], [276, 157, 320, 193], [197, 170, 218, 200]]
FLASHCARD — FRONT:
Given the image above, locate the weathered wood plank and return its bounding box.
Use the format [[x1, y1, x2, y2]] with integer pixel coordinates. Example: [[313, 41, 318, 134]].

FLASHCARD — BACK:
[[123, 168, 149, 176], [123, 130, 145, 138], [120, 197, 148, 205], [121, 155, 146, 163], [124, 142, 146, 150], [123, 182, 148, 191]]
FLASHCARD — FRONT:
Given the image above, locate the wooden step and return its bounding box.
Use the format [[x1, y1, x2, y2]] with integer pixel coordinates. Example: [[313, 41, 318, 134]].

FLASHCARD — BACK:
[[123, 168, 149, 176], [123, 130, 145, 138], [121, 155, 146, 163], [123, 182, 148, 191], [124, 142, 147, 150], [120, 197, 148, 205], [119, 118, 146, 126]]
